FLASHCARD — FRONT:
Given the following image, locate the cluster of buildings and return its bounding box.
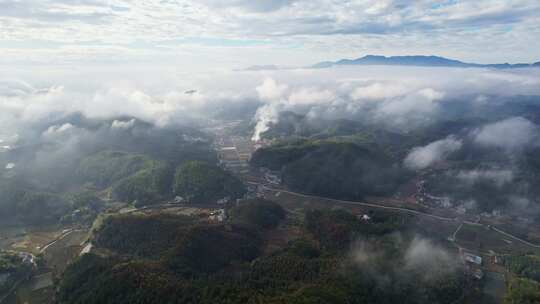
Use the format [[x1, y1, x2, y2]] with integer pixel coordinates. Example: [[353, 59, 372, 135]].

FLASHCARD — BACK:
[[460, 249, 484, 280], [260, 168, 282, 185], [0, 251, 36, 292], [246, 184, 273, 200], [356, 214, 371, 221], [218, 146, 250, 175], [170, 195, 231, 206], [415, 179, 495, 218], [415, 180, 452, 208], [215, 134, 256, 176], [253, 138, 273, 151], [172, 196, 187, 204], [208, 209, 227, 223], [164, 194, 230, 223]]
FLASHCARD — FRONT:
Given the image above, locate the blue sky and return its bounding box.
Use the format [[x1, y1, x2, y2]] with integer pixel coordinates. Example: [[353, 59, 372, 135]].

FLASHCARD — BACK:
[[0, 0, 539, 70]]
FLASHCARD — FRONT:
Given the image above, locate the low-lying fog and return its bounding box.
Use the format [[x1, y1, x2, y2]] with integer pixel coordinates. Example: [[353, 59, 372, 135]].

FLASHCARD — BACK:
[[2, 65, 540, 139], [2, 65, 540, 217]]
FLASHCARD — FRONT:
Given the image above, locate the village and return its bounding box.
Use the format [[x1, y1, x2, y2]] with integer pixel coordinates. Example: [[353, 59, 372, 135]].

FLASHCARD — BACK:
[[0, 122, 538, 304], [208, 126, 534, 303], [0, 231, 66, 304]]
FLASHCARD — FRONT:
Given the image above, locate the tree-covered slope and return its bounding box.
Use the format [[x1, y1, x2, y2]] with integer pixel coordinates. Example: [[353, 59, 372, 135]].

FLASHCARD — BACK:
[[173, 161, 246, 203], [58, 204, 470, 304], [229, 199, 286, 229], [78, 150, 158, 188], [251, 139, 408, 200]]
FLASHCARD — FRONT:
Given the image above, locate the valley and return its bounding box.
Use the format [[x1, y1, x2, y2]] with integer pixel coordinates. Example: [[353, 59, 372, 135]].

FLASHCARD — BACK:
[[3, 96, 540, 304]]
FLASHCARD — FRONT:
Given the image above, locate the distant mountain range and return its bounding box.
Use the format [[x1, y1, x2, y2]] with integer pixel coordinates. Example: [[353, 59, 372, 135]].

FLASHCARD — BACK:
[[312, 55, 540, 69], [242, 65, 280, 71]]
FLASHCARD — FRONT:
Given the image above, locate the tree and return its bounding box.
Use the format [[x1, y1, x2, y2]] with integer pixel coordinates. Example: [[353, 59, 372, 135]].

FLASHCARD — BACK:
[[173, 161, 246, 203]]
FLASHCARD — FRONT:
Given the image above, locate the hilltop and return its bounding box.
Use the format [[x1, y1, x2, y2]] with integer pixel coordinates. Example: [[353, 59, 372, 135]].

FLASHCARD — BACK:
[[312, 55, 538, 69]]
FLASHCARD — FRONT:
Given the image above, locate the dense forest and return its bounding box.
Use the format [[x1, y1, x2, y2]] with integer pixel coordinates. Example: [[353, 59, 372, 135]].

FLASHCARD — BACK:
[[57, 199, 471, 304], [173, 160, 246, 203], [505, 255, 540, 283], [4, 107, 540, 303], [504, 277, 540, 304], [0, 179, 102, 225], [0, 116, 219, 225], [0, 251, 32, 294], [229, 199, 286, 229], [251, 109, 540, 216], [502, 254, 540, 303], [251, 139, 408, 200]]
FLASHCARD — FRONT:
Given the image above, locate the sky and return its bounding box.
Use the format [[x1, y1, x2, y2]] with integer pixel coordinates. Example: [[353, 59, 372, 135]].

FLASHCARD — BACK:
[[1, 0, 540, 71]]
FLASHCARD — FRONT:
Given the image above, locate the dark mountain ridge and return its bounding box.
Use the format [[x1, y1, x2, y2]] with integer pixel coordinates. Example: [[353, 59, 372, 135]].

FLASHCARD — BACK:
[[313, 55, 539, 69]]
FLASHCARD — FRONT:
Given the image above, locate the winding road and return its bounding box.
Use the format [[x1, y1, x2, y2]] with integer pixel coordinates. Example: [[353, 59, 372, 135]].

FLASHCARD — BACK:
[[257, 184, 540, 249]]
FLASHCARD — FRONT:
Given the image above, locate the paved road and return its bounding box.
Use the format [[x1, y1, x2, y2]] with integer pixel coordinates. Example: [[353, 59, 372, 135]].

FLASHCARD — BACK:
[[260, 186, 457, 221], [492, 226, 540, 248], [210, 129, 540, 249], [39, 228, 87, 254], [451, 223, 464, 241], [260, 185, 540, 249]]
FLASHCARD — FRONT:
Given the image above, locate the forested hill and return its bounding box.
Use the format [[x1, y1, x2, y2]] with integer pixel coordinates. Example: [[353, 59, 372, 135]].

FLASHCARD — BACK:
[[251, 139, 409, 200], [57, 199, 471, 304], [0, 115, 221, 225], [312, 55, 540, 69]]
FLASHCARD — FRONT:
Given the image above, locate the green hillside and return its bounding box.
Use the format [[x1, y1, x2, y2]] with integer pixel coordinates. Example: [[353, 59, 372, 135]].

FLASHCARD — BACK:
[[173, 161, 246, 203], [57, 203, 468, 304], [251, 139, 408, 200]]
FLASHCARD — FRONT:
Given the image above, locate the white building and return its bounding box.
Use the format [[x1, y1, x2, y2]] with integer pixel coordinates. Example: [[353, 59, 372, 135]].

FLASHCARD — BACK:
[[217, 197, 230, 205], [80, 243, 93, 256], [209, 209, 227, 222], [463, 252, 482, 265], [264, 172, 281, 185], [173, 196, 186, 204]]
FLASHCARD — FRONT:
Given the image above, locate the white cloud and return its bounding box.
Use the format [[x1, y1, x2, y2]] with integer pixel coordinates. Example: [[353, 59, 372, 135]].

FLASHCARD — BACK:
[[456, 169, 514, 187], [256, 78, 288, 102], [42, 123, 76, 140], [200, 0, 296, 12], [350, 82, 407, 100], [287, 87, 334, 106], [0, 80, 35, 97], [404, 136, 463, 170], [418, 88, 445, 100], [472, 117, 539, 150], [111, 118, 136, 130], [1, 66, 540, 144], [376, 87, 444, 122], [404, 237, 456, 273]]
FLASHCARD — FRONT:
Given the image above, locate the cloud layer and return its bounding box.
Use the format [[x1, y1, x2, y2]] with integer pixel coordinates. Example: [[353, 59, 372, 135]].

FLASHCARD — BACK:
[[2, 66, 540, 145]]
